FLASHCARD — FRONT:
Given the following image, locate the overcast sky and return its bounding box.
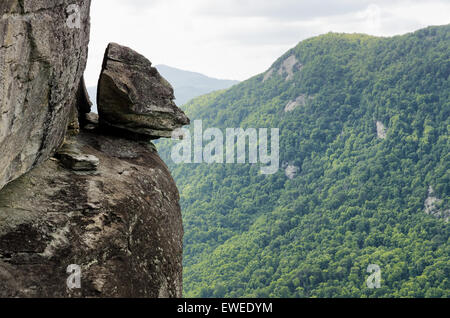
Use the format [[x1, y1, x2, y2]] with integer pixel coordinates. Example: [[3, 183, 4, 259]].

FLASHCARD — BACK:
[[84, 0, 450, 86]]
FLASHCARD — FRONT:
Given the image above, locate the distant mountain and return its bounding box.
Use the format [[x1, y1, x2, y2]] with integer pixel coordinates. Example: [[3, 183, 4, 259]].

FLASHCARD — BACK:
[[156, 64, 240, 105], [87, 65, 239, 113]]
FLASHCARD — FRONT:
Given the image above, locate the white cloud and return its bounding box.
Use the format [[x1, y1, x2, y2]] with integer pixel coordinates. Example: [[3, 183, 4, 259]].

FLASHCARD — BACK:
[[84, 0, 450, 87]]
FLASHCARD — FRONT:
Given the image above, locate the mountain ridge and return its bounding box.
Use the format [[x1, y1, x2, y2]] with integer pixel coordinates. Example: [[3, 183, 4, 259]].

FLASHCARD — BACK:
[[156, 64, 240, 105], [158, 25, 450, 298]]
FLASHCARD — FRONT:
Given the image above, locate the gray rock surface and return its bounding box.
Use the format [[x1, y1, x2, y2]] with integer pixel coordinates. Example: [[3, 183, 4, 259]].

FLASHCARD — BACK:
[[0, 1, 186, 298], [376, 121, 387, 139], [285, 164, 300, 180], [424, 186, 449, 222], [262, 54, 303, 82], [97, 43, 190, 139], [0, 130, 183, 297], [0, 0, 91, 191], [278, 54, 301, 81], [56, 143, 99, 171], [284, 95, 310, 112]]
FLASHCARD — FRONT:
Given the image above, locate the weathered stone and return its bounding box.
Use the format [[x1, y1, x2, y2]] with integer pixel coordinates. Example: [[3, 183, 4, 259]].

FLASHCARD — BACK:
[[97, 43, 190, 139], [0, 0, 184, 299], [0, 130, 183, 297], [0, 0, 91, 191], [56, 143, 99, 171]]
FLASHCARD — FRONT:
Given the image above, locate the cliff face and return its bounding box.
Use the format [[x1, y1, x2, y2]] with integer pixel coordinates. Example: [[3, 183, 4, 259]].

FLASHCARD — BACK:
[[0, 1, 186, 298], [0, 0, 91, 191]]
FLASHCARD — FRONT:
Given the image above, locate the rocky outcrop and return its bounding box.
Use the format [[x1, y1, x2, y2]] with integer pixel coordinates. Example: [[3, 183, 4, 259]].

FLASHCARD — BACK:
[[376, 121, 387, 139], [97, 43, 190, 139], [262, 68, 274, 82], [0, 130, 183, 297], [0, 2, 187, 298], [263, 54, 303, 82], [282, 162, 300, 180], [278, 55, 302, 81], [424, 186, 449, 222], [284, 95, 311, 112], [0, 0, 91, 191]]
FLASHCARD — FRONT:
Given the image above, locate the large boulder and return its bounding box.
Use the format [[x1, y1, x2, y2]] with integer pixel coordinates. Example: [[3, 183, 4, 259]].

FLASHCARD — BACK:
[[97, 43, 190, 139], [0, 130, 183, 297], [0, 0, 91, 191]]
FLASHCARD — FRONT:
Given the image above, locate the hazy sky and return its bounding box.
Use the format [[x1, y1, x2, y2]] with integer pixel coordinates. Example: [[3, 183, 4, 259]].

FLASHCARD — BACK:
[[84, 0, 450, 86]]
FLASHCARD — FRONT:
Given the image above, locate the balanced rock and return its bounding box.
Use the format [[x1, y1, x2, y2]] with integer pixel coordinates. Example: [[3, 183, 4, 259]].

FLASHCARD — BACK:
[[97, 43, 190, 139], [0, 0, 91, 191]]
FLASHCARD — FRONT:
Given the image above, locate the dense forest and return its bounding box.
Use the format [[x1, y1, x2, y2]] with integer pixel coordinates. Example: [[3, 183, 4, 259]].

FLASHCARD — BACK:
[[158, 25, 449, 297]]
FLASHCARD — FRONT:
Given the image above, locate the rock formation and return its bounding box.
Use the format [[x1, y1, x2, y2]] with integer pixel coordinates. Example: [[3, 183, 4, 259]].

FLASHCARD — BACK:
[[97, 43, 190, 139], [424, 186, 450, 222], [263, 53, 303, 82], [284, 94, 312, 112], [277, 54, 302, 81], [0, 130, 183, 297], [376, 121, 387, 139], [283, 162, 300, 180], [0, 1, 187, 298], [0, 0, 91, 191]]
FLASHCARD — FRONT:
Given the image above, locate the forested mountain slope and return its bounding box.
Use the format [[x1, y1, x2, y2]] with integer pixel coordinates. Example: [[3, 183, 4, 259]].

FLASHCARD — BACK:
[[158, 25, 450, 297]]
